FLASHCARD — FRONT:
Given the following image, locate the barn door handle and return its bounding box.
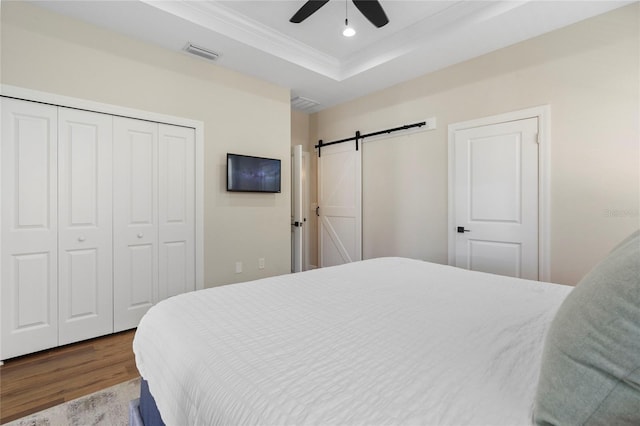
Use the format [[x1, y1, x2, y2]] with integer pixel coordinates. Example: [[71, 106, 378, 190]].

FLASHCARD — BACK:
[[457, 226, 470, 233], [316, 206, 320, 217]]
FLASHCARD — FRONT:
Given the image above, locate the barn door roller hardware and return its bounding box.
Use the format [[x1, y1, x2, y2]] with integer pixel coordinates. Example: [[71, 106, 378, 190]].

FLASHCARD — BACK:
[[315, 121, 426, 157]]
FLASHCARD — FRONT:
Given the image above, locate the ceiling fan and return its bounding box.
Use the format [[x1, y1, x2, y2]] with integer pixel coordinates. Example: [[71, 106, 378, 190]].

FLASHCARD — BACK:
[[290, 0, 389, 28]]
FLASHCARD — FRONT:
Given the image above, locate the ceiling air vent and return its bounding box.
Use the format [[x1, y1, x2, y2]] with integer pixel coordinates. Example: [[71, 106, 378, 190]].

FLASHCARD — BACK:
[[291, 96, 321, 113], [183, 43, 220, 61]]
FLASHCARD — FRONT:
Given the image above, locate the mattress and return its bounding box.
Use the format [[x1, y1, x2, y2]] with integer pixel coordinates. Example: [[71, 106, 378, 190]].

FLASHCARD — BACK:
[[133, 257, 572, 425]]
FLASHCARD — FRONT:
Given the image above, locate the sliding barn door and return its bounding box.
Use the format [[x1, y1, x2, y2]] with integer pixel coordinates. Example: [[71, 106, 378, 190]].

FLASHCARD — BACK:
[[113, 117, 159, 332], [1, 98, 59, 359], [58, 108, 113, 345], [318, 142, 362, 267]]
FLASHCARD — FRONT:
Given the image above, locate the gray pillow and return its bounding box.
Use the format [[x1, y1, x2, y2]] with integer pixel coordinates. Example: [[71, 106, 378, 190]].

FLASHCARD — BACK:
[[534, 230, 640, 425]]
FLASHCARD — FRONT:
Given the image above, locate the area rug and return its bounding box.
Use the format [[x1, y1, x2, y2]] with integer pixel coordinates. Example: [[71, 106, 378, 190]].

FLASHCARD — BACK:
[[4, 378, 140, 426]]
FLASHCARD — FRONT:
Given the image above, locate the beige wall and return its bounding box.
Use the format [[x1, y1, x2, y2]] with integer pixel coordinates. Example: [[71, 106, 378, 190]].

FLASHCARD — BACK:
[[291, 110, 311, 149], [1, 2, 292, 287], [311, 4, 639, 285]]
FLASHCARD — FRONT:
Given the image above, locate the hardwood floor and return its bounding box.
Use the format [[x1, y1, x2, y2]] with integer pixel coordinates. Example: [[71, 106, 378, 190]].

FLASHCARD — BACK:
[[0, 330, 139, 424]]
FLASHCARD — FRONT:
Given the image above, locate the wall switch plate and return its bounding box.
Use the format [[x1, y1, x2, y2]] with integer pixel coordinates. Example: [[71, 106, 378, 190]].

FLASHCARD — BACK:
[[235, 261, 242, 273], [258, 258, 265, 269]]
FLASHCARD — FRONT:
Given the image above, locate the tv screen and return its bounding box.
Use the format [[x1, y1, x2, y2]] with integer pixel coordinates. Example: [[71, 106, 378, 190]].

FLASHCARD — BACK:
[[227, 153, 281, 193]]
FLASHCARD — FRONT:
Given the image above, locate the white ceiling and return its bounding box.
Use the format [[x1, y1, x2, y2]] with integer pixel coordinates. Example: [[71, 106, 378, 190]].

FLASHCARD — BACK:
[[30, 0, 633, 112]]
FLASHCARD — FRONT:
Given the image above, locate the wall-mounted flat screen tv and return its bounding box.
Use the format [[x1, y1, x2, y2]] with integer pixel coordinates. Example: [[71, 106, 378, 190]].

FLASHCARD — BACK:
[[227, 153, 281, 193]]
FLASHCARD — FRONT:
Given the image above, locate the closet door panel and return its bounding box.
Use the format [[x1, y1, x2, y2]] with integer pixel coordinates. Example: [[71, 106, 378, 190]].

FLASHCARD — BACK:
[[113, 117, 158, 332], [1, 98, 58, 359], [158, 124, 195, 300], [128, 244, 155, 303], [58, 108, 113, 345]]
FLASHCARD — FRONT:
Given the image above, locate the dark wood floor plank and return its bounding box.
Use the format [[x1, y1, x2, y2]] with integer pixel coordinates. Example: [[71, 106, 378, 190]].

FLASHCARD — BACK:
[[0, 330, 139, 424]]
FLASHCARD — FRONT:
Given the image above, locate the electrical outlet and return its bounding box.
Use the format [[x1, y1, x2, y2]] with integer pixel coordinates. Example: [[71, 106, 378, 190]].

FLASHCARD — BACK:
[[235, 261, 242, 274], [258, 258, 265, 269]]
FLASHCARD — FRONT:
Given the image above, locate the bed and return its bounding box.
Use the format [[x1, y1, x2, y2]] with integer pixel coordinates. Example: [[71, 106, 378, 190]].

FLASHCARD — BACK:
[[132, 233, 640, 425]]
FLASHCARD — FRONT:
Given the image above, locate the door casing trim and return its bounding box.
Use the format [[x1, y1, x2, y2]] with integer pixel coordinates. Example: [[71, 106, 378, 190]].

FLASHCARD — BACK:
[[447, 105, 550, 282]]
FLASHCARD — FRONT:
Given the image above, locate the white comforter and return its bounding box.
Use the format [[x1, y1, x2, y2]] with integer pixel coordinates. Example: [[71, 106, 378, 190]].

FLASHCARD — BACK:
[[133, 257, 571, 425]]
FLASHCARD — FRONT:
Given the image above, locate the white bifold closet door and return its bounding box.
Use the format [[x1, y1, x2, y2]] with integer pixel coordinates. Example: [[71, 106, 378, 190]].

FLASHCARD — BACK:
[[113, 118, 195, 332], [1, 97, 197, 359], [58, 108, 113, 345], [1, 99, 59, 359], [113, 118, 159, 332], [158, 124, 195, 301]]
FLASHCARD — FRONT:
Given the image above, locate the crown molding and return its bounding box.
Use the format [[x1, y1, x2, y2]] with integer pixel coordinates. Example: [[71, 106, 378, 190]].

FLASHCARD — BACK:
[[140, 0, 532, 82], [138, 0, 630, 86], [141, 0, 343, 80]]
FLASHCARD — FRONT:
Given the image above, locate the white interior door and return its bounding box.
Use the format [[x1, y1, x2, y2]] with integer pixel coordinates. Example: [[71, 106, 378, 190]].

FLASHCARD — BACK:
[[158, 124, 195, 300], [318, 142, 362, 267], [452, 117, 539, 279], [1, 98, 59, 359], [291, 145, 303, 272], [303, 151, 311, 271], [58, 108, 113, 345], [113, 117, 158, 332]]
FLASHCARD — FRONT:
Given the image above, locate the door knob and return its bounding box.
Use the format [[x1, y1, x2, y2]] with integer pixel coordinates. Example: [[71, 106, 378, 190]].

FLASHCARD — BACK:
[[457, 226, 471, 233]]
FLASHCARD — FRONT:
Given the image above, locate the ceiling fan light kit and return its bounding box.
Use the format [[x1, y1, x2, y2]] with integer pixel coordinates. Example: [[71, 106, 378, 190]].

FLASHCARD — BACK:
[[290, 0, 389, 30], [343, 18, 356, 37]]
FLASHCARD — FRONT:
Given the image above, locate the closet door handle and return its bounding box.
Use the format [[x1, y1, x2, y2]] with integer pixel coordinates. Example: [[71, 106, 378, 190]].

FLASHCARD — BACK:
[[137, 233, 144, 238]]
